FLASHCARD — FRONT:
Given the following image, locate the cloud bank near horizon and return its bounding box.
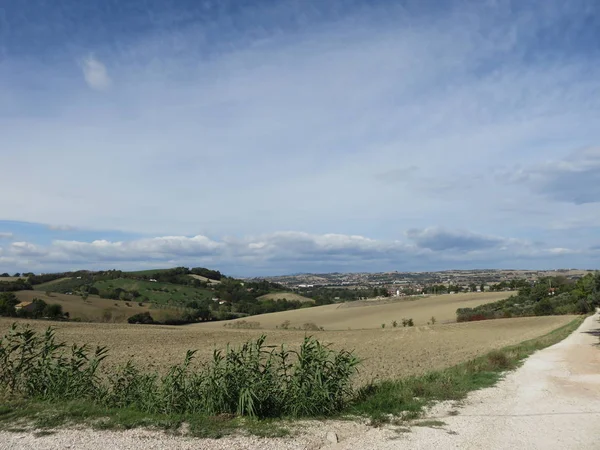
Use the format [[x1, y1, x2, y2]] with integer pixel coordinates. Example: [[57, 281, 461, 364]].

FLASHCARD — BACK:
[[0, 225, 591, 276]]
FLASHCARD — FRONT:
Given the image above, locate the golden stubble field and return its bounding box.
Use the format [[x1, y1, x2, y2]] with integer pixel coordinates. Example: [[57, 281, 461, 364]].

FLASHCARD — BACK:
[[0, 315, 574, 386], [200, 291, 517, 330]]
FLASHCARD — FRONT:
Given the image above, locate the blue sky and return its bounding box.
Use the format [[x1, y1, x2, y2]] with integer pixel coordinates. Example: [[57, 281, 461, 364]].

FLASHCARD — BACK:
[[1, 0, 600, 276]]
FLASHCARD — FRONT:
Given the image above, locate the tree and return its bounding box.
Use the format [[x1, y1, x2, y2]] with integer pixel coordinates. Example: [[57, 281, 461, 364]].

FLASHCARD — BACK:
[[0, 292, 19, 316], [44, 303, 64, 319], [469, 283, 477, 292], [13, 273, 20, 277], [128, 312, 155, 324], [480, 283, 485, 292]]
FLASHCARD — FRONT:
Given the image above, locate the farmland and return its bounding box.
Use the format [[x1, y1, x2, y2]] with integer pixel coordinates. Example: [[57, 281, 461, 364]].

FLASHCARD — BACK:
[[0, 314, 574, 387], [93, 278, 213, 305], [257, 292, 315, 303], [12, 291, 184, 323], [200, 291, 515, 330], [0, 277, 23, 282]]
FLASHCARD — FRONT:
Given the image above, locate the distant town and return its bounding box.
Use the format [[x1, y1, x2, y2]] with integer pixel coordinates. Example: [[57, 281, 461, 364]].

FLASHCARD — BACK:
[[254, 269, 594, 296]]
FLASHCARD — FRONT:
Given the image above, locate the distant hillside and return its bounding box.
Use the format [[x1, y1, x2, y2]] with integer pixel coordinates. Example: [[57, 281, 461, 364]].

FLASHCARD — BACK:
[[258, 292, 315, 304], [13, 290, 183, 323], [198, 291, 514, 331]]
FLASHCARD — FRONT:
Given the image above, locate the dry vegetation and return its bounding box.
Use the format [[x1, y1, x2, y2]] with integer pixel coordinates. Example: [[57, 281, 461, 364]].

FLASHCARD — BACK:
[[257, 292, 315, 303], [201, 291, 516, 330], [13, 291, 183, 323], [0, 314, 573, 386], [188, 274, 221, 284], [0, 277, 23, 282]]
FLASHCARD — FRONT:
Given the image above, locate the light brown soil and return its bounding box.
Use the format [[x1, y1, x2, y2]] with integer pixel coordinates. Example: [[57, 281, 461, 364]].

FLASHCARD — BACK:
[[258, 292, 315, 303], [198, 291, 517, 330], [0, 315, 574, 386]]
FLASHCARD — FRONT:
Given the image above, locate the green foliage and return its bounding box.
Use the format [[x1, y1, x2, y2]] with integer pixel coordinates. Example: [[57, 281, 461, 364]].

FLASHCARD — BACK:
[[127, 312, 155, 324], [457, 273, 600, 322], [0, 293, 19, 316], [0, 326, 359, 419], [0, 279, 32, 292]]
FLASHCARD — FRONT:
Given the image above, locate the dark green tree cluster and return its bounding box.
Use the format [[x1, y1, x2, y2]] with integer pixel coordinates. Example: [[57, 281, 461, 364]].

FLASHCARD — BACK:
[[457, 274, 600, 322], [0, 293, 65, 320], [0, 279, 32, 292]]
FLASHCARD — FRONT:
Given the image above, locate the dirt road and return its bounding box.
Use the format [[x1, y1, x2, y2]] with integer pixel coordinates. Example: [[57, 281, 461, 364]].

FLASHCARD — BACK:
[[398, 311, 600, 450], [1, 313, 598, 449]]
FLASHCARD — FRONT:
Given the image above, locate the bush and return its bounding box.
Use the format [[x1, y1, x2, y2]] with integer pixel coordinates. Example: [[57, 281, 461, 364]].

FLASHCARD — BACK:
[[0, 325, 359, 419], [301, 322, 320, 331], [128, 312, 155, 324]]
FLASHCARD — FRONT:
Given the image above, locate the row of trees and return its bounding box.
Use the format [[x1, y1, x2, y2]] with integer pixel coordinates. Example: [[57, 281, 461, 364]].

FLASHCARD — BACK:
[[457, 274, 600, 322], [0, 293, 65, 320]]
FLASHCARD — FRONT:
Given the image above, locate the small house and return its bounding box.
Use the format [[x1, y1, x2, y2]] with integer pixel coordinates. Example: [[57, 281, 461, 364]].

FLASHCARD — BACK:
[[15, 301, 36, 312]]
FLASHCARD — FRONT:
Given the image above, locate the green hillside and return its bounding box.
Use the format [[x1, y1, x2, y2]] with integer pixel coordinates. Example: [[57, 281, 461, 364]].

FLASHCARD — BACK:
[[94, 278, 213, 305]]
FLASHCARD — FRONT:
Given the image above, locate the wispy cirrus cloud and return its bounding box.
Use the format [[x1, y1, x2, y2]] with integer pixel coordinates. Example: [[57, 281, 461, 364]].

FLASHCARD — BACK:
[[80, 54, 111, 91]]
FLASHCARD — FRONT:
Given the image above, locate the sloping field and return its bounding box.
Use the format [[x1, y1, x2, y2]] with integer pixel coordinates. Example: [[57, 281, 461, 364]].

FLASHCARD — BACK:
[[258, 292, 315, 303], [200, 291, 516, 330], [13, 291, 182, 323], [188, 274, 221, 284], [93, 279, 213, 305], [0, 276, 24, 282], [34, 277, 72, 289], [0, 315, 574, 386]]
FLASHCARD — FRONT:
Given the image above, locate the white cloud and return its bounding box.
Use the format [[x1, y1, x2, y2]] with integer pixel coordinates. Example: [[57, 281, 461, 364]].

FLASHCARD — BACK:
[[0, 229, 592, 275], [0, 232, 13, 240], [80, 55, 111, 91]]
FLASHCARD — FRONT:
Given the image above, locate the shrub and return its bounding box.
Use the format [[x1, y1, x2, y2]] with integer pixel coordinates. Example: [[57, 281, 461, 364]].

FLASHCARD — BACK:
[[0, 325, 359, 419], [128, 312, 155, 324], [430, 316, 436, 325], [301, 322, 320, 331], [392, 320, 398, 328]]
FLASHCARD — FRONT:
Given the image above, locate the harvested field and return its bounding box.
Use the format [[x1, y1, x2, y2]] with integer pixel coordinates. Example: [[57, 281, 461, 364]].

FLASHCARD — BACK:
[[0, 276, 24, 282], [258, 292, 315, 303], [200, 291, 517, 330], [0, 315, 574, 386], [13, 291, 183, 323], [33, 277, 72, 289], [188, 274, 221, 284]]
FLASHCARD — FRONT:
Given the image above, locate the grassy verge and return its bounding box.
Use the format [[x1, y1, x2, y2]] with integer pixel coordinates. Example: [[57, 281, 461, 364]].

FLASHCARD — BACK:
[[350, 316, 584, 423], [0, 398, 289, 438], [0, 398, 290, 438]]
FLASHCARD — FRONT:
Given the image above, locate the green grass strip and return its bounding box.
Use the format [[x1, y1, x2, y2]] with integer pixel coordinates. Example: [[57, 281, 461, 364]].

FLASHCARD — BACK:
[[349, 316, 584, 422]]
